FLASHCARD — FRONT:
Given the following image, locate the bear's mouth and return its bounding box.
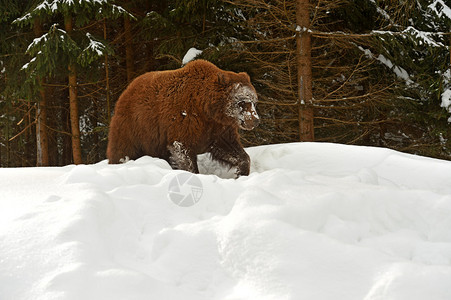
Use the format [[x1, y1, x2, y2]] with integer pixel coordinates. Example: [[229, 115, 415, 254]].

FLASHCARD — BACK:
[[237, 101, 259, 130], [239, 117, 259, 130], [239, 120, 253, 130], [238, 112, 260, 130]]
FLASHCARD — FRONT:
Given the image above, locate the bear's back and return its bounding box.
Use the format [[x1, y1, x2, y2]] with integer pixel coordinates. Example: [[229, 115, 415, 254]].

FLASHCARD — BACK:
[[117, 60, 220, 108]]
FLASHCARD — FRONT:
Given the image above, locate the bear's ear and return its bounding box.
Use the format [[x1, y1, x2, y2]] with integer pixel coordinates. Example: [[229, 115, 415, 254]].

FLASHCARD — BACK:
[[217, 73, 230, 86], [239, 72, 251, 81]]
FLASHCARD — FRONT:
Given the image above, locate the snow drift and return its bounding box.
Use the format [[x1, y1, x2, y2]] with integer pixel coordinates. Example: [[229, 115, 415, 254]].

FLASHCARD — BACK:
[[1, 142, 451, 300]]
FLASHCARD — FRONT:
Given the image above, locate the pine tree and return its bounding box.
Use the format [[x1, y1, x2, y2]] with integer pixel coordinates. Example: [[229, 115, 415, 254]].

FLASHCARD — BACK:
[[138, 0, 241, 68], [230, 0, 451, 159], [15, 0, 132, 164], [366, 0, 451, 158], [231, 0, 393, 146], [0, 0, 36, 166]]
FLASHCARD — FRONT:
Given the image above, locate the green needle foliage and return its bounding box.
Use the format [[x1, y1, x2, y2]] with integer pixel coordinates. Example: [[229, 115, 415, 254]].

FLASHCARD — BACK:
[[0, 0, 450, 166]]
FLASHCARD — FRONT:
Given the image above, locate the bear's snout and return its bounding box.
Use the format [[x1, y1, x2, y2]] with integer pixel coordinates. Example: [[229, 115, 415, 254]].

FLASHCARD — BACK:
[[239, 101, 259, 130], [240, 116, 259, 130]]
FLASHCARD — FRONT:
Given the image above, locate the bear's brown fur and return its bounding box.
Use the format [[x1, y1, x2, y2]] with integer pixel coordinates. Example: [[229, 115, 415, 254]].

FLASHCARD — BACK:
[[106, 60, 259, 177]]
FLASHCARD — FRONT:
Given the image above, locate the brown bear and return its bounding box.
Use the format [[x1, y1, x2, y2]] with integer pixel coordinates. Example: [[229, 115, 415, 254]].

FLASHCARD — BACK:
[[106, 59, 259, 177]]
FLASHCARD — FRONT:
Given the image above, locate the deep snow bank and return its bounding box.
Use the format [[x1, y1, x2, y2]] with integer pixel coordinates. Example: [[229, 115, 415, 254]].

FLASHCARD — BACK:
[[1, 143, 451, 300]]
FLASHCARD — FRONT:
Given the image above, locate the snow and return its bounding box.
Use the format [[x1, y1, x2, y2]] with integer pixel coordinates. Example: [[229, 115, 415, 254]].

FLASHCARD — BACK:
[[33, 0, 109, 13], [368, 0, 391, 21], [428, 0, 451, 19], [403, 26, 444, 47], [21, 57, 36, 70], [182, 48, 203, 65], [441, 88, 451, 122], [1, 142, 451, 300], [358, 46, 414, 86], [443, 69, 451, 122], [27, 34, 49, 53], [84, 33, 105, 56], [15, 0, 131, 24], [295, 26, 311, 33]]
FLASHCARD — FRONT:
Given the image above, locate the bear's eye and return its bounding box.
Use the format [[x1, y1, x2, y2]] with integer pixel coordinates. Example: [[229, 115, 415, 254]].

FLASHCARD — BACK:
[[238, 101, 255, 112], [237, 101, 247, 108], [238, 100, 256, 106]]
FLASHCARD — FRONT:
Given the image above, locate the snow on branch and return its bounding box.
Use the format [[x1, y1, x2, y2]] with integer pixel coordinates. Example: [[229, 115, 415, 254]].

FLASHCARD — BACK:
[[312, 29, 450, 41], [83, 33, 105, 56], [368, 0, 392, 22], [110, 4, 132, 17], [21, 56, 37, 71], [25, 24, 68, 55], [428, 0, 451, 19], [26, 33, 49, 54], [358, 46, 414, 86], [78, 33, 112, 66], [442, 88, 451, 122], [21, 24, 78, 76], [14, 13, 32, 24], [441, 70, 451, 122], [14, 0, 133, 26], [401, 26, 444, 47]]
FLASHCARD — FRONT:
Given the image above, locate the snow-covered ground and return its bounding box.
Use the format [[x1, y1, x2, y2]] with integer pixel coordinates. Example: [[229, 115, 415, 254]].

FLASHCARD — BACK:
[[1, 142, 451, 300]]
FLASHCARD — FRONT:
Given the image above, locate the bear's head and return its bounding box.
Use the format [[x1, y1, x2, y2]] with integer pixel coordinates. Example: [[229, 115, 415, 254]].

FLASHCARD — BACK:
[[215, 72, 260, 130]]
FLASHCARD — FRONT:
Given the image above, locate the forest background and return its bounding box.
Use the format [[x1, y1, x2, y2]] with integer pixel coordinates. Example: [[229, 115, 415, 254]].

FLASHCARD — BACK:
[[0, 0, 450, 167]]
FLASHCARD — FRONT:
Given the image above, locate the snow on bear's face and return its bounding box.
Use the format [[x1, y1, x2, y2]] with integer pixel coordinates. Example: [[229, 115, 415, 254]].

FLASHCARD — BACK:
[[228, 83, 260, 130]]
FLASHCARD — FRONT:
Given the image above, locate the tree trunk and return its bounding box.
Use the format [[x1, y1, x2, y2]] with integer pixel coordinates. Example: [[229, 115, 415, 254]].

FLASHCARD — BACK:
[[36, 93, 49, 166], [296, 0, 314, 142], [124, 15, 134, 83], [46, 91, 58, 166], [6, 105, 10, 167], [65, 15, 83, 164], [33, 19, 49, 166], [61, 97, 73, 166], [104, 19, 111, 124], [90, 103, 100, 163]]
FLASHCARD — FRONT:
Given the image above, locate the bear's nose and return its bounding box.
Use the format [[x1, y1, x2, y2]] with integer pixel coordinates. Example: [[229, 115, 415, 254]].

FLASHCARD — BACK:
[[241, 114, 259, 130], [238, 101, 259, 130], [252, 115, 260, 128], [249, 114, 260, 129], [250, 104, 259, 128]]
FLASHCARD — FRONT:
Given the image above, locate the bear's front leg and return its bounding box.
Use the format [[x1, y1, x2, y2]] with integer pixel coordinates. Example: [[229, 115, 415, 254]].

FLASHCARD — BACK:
[[210, 140, 250, 177], [234, 150, 251, 177], [168, 141, 199, 173]]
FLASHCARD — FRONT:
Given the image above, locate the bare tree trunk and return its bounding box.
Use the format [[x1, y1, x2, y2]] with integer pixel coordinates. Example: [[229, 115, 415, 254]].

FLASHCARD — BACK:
[[34, 19, 49, 166], [124, 15, 134, 83], [6, 105, 10, 167], [65, 15, 83, 164], [46, 92, 58, 166], [104, 19, 111, 124], [61, 99, 73, 166], [37, 90, 50, 166], [89, 103, 100, 163], [296, 0, 314, 142]]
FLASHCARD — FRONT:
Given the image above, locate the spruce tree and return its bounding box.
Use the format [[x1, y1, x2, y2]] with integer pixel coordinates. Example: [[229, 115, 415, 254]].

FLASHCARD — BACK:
[[0, 0, 36, 166], [15, 0, 132, 164], [367, 0, 451, 158]]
